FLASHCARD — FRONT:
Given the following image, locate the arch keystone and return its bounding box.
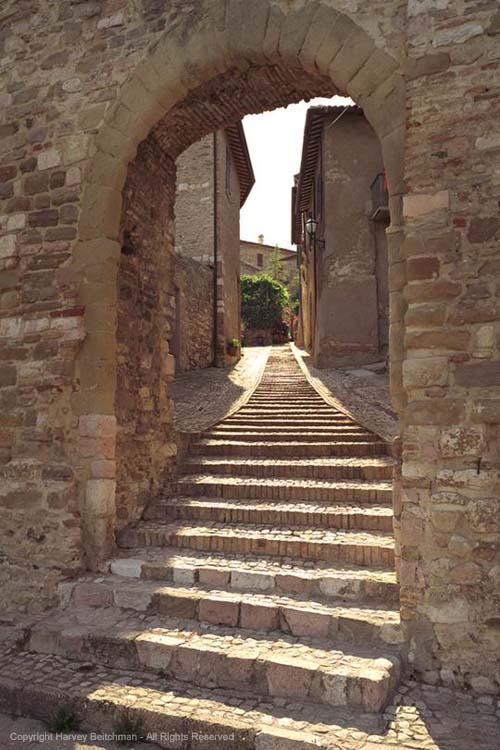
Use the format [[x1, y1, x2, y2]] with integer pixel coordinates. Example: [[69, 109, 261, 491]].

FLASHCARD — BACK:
[[226, 0, 270, 63]]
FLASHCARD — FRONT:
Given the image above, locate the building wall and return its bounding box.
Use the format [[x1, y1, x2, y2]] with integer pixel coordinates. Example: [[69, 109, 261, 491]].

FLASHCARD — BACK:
[[314, 112, 387, 368], [240, 241, 297, 289], [115, 138, 177, 532], [215, 131, 242, 363], [374, 222, 390, 357], [175, 136, 214, 264], [172, 257, 214, 372], [173, 135, 216, 371]]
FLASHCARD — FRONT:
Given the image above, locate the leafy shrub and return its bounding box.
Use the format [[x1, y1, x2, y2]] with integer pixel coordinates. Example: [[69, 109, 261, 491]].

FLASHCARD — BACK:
[[241, 275, 289, 330]]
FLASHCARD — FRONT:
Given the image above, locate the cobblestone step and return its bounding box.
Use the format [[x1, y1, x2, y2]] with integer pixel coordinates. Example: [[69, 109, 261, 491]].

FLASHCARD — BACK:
[[104, 549, 399, 603], [202, 428, 380, 443], [238, 406, 339, 414], [175, 475, 392, 504], [209, 425, 374, 435], [247, 397, 328, 404], [62, 576, 402, 646], [118, 522, 395, 567], [192, 439, 388, 457], [26, 609, 401, 712], [145, 497, 394, 531], [223, 417, 357, 426], [181, 456, 393, 481], [0, 649, 386, 750]]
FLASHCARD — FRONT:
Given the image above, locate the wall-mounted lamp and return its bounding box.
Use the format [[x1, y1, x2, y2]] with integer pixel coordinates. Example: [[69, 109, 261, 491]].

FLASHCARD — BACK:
[[305, 217, 325, 247]]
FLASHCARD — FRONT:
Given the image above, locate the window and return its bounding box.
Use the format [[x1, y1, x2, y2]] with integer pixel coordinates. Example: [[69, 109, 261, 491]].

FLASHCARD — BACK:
[[257, 253, 263, 268]]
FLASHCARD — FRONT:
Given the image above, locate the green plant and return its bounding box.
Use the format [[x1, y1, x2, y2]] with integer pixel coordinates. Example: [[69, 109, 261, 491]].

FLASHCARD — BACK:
[[228, 337, 241, 349], [265, 244, 285, 283], [47, 706, 80, 733], [113, 714, 146, 746], [241, 274, 289, 330]]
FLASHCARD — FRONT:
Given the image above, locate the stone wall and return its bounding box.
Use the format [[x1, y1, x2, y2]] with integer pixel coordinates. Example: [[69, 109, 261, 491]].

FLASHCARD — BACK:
[[173, 256, 214, 372], [399, 0, 500, 693], [115, 138, 177, 531], [0, 0, 498, 692]]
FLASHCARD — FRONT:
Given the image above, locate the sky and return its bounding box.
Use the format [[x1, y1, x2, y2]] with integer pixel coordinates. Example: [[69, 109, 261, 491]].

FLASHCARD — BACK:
[[240, 95, 353, 250]]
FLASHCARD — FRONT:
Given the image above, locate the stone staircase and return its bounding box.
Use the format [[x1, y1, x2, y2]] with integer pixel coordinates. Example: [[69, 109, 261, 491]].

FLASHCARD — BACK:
[[0, 345, 403, 749]]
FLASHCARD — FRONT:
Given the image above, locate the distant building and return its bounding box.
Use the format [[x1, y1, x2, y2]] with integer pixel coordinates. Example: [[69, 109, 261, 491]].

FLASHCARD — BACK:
[[240, 238, 298, 294], [292, 105, 389, 368], [173, 124, 254, 370]]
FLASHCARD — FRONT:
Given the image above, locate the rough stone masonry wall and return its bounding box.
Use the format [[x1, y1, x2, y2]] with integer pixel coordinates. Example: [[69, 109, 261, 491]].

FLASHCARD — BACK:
[[173, 255, 214, 372], [115, 138, 177, 531], [400, 0, 500, 693]]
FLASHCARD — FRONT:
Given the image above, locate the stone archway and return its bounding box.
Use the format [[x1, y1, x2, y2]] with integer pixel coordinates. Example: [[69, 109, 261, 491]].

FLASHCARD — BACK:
[[1, 0, 498, 698], [74, 0, 406, 570]]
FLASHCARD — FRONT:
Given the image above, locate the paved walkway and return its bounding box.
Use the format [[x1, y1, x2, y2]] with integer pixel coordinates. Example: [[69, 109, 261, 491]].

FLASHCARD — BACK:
[[292, 344, 398, 444], [171, 347, 270, 432]]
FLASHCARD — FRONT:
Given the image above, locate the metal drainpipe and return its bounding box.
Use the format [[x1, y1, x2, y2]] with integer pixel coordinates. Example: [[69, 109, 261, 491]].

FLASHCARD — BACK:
[[212, 131, 218, 366]]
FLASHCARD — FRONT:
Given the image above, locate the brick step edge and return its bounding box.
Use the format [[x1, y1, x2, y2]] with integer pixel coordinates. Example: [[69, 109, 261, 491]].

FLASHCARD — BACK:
[[64, 578, 402, 645], [180, 463, 393, 480], [103, 556, 400, 603], [174, 480, 393, 505], [146, 501, 394, 532], [192, 442, 388, 457], [118, 527, 395, 567]]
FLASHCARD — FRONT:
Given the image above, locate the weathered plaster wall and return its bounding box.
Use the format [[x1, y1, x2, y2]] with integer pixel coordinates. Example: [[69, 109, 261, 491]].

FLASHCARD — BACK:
[[215, 130, 241, 364], [173, 134, 216, 371], [175, 135, 214, 264], [315, 111, 385, 368], [116, 137, 177, 530]]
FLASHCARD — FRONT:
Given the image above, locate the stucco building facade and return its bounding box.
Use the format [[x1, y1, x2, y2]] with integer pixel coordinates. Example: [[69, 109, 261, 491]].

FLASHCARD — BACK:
[[173, 125, 254, 372], [293, 105, 390, 368], [0, 0, 498, 706]]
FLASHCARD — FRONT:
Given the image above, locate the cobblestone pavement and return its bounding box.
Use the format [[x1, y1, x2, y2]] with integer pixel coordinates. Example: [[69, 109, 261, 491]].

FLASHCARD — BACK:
[[292, 344, 398, 444], [170, 347, 270, 432], [0, 676, 498, 750]]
